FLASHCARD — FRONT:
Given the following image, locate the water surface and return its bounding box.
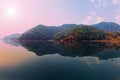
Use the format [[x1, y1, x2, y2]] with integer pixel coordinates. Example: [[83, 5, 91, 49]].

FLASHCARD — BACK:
[[1, 40, 120, 80]]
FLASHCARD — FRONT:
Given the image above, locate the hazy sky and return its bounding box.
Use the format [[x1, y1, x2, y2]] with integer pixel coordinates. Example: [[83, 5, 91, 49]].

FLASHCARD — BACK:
[[0, 0, 120, 38]]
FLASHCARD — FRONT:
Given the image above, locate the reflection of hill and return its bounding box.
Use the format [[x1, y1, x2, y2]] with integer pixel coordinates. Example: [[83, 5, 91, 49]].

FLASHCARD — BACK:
[[3, 39, 20, 46], [3, 34, 21, 46], [20, 40, 60, 55], [19, 40, 120, 60], [54, 42, 107, 57]]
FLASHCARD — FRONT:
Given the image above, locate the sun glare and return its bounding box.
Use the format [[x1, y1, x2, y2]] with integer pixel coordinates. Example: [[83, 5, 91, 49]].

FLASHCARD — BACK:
[[5, 6, 17, 18]]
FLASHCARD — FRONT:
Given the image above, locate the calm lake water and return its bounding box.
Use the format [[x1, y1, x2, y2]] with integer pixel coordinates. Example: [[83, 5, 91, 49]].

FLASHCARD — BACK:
[[1, 40, 120, 80]]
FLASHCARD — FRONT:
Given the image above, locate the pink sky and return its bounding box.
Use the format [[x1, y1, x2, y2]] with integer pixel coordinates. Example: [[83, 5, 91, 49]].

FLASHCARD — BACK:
[[0, 0, 120, 38], [0, 0, 81, 38]]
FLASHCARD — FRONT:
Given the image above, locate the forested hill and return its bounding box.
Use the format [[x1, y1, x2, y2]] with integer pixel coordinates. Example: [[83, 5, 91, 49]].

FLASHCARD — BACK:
[[54, 26, 120, 41], [19, 24, 79, 40], [19, 22, 120, 41]]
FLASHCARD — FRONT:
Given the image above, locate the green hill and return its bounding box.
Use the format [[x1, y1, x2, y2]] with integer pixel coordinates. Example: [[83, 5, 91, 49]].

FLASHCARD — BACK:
[[53, 26, 106, 41]]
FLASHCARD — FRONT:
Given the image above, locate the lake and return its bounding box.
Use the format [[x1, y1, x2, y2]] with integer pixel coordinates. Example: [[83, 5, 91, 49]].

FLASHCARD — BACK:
[[1, 40, 120, 80]]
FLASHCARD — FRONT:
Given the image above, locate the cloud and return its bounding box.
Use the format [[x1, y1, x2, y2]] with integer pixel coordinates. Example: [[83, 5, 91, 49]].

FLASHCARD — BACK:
[[112, 0, 120, 24], [112, 0, 120, 4], [82, 12, 104, 24], [90, 0, 95, 2], [96, 17, 104, 23], [91, 0, 120, 7], [90, 0, 108, 7], [114, 12, 120, 24], [86, 16, 94, 21]]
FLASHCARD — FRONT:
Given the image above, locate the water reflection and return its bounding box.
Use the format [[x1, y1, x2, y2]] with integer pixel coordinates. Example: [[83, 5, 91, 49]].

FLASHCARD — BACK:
[[2, 40, 120, 80], [1, 54, 120, 80], [0, 40, 37, 68], [3, 38, 21, 46], [19, 40, 120, 60]]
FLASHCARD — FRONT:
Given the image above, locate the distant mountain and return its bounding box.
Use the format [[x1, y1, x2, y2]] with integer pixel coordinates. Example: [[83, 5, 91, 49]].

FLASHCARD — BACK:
[[19, 24, 79, 40], [3, 34, 21, 46], [19, 22, 120, 40], [3, 34, 21, 40], [93, 22, 120, 32]]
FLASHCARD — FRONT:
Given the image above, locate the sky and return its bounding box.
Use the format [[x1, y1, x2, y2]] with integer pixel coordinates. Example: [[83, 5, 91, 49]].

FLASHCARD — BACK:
[[0, 0, 120, 38]]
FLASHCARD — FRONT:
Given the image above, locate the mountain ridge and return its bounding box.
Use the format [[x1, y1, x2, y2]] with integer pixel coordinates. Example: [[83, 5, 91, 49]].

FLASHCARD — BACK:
[[93, 22, 120, 32], [7, 22, 120, 41]]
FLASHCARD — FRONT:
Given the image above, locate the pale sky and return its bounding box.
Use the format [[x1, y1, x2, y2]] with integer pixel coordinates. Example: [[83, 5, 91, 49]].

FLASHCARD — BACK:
[[0, 0, 120, 38]]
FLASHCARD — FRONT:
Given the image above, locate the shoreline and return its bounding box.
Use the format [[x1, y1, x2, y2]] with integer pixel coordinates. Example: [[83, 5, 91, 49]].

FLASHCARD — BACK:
[[60, 39, 120, 43], [77, 40, 120, 42], [18, 39, 120, 43]]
